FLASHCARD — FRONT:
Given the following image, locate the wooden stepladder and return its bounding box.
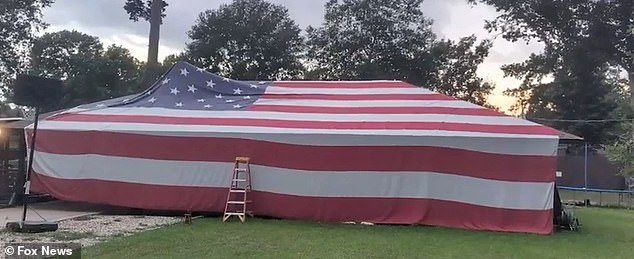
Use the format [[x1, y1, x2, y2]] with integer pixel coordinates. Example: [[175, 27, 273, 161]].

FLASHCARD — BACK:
[[222, 157, 253, 222]]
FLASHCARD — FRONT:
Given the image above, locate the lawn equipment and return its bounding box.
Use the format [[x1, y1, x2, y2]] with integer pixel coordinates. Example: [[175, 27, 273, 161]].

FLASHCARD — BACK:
[[554, 184, 580, 231]]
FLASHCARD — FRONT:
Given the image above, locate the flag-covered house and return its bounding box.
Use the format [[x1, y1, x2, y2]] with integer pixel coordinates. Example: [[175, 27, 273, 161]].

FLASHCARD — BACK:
[[27, 62, 560, 234]]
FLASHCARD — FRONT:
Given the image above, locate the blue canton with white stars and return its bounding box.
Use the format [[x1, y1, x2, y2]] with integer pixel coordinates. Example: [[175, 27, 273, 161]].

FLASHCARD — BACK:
[[108, 62, 271, 111]]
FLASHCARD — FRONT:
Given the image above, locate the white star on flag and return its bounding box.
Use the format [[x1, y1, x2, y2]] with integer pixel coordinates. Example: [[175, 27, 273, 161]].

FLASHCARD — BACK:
[[215, 94, 223, 99], [148, 97, 157, 103], [204, 104, 212, 108], [243, 96, 251, 99], [196, 67, 205, 72], [233, 88, 243, 94], [145, 91, 152, 95], [226, 99, 235, 103], [162, 78, 170, 84], [188, 85, 198, 93], [258, 81, 266, 84], [170, 88, 180, 95], [250, 84, 258, 89], [197, 99, 205, 102], [233, 104, 242, 109], [206, 80, 215, 88], [180, 68, 189, 76], [175, 102, 183, 107], [223, 78, 230, 82]]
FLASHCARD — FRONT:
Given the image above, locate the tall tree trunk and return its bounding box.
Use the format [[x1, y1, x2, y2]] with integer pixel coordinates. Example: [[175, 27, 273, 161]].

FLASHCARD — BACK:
[[141, 0, 162, 88], [147, 0, 161, 66]]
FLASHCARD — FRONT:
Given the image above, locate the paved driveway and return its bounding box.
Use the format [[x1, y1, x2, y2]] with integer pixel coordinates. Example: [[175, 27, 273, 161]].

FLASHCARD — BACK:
[[0, 201, 106, 228]]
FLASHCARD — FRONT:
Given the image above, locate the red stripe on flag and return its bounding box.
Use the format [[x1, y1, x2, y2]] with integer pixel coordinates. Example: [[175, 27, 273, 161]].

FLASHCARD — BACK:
[[260, 93, 456, 101], [49, 114, 557, 135], [30, 173, 552, 234], [272, 81, 415, 88], [251, 192, 553, 235], [249, 105, 507, 116], [34, 130, 556, 182]]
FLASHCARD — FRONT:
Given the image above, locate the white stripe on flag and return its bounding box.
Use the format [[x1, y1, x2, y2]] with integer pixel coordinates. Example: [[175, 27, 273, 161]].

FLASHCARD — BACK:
[[34, 120, 559, 140], [73, 108, 537, 126]]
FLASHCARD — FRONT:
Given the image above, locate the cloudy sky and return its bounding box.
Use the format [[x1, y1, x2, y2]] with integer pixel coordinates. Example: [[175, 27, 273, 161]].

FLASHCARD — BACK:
[[41, 0, 545, 112]]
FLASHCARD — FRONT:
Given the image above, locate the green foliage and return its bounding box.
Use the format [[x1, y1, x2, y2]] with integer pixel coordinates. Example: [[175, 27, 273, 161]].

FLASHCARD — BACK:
[[22, 30, 143, 111], [503, 45, 629, 145], [306, 0, 437, 81], [162, 54, 184, 69], [0, 103, 24, 117], [471, 0, 634, 144], [606, 138, 634, 177], [432, 36, 494, 106], [306, 0, 495, 106], [102, 45, 146, 95], [0, 0, 53, 92], [469, 0, 633, 73], [123, 0, 168, 23], [30, 30, 104, 79], [184, 0, 304, 80]]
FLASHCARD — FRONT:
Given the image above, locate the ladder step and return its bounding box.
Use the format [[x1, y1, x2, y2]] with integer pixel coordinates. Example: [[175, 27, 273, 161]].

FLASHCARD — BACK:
[[230, 189, 247, 193], [224, 212, 245, 216], [232, 179, 246, 182], [235, 168, 247, 172], [227, 200, 252, 204]]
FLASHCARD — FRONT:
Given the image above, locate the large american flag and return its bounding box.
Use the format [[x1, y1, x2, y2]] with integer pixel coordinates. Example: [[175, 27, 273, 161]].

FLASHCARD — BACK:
[[29, 61, 560, 234]]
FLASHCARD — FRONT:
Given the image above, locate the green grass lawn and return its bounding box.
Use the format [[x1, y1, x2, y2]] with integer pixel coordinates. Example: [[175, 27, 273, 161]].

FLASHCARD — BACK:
[[85, 207, 634, 259]]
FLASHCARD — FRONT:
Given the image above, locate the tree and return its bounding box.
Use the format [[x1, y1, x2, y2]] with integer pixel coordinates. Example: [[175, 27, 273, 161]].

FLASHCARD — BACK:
[[29, 30, 104, 79], [161, 53, 185, 68], [123, 0, 167, 22], [101, 45, 146, 95], [502, 41, 628, 145], [0, 102, 24, 118], [306, 0, 437, 82], [306, 0, 495, 106], [469, 0, 633, 133], [123, 0, 168, 67], [432, 36, 494, 106], [23, 30, 143, 110], [0, 0, 53, 93], [185, 0, 304, 80], [606, 139, 634, 178]]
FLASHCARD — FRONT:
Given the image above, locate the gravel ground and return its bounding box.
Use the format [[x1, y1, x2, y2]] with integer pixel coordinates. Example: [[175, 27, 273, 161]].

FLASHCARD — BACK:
[[0, 214, 182, 257]]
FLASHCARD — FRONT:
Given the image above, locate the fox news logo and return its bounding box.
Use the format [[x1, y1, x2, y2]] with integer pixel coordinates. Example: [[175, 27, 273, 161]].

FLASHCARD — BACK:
[[3, 242, 81, 258]]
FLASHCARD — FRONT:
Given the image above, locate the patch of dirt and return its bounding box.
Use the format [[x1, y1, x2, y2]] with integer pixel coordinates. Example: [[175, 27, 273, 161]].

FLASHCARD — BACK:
[[71, 215, 97, 221], [0, 214, 182, 254]]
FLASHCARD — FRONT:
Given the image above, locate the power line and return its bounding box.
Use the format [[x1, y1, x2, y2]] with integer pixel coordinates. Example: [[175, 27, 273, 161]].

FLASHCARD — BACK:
[[527, 117, 632, 123]]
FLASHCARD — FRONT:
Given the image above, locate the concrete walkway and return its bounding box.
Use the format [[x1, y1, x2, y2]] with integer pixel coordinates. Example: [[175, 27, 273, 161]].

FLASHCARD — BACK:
[[0, 201, 107, 229]]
